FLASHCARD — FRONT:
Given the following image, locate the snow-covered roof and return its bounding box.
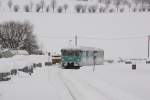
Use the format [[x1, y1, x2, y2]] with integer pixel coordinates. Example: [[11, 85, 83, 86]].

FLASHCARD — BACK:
[[0, 49, 29, 58], [0, 49, 14, 58], [11, 50, 29, 55], [61, 46, 104, 51]]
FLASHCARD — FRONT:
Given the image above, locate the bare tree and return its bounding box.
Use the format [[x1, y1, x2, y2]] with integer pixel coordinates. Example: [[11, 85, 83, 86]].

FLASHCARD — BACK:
[[105, 0, 111, 8], [46, 5, 50, 12], [114, 0, 121, 12], [120, 8, 124, 12], [40, 0, 45, 12], [51, 0, 57, 12], [0, 21, 39, 54], [88, 5, 97, 13], [109, 8, 115, 13], [63, 4, 68, 13], [13, 5, 20, 12], [24, 5, 30, 12], [82, 5, 87, 13], [30, 1, 33, 12], [99, 7, 106, 13], [75, 4, 83, 13], [123, 0, 131, 12], [57, 6, 63, 13], [36, 3, 41, 12], [0, 0, 1, 10], [98, 0, 102, 4], [8, 0, 13, 11], [133, 0, 140, 12]]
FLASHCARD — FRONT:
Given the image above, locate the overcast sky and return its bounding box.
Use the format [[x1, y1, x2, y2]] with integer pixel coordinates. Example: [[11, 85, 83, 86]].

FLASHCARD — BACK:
[[0, 12, 150, 58]]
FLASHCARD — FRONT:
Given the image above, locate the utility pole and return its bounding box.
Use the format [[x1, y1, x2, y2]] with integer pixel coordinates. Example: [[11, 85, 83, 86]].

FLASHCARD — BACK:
[[142, 0, 143, 9], [93, 51, 96, 72], [148, 35, 150, 58], [75, 35, 77, 47], [69, 40, 72, 46]]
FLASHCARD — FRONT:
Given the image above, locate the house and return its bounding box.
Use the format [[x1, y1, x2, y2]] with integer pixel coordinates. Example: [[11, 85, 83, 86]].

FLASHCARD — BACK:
[[0, 49, 29, 58], [52, 54, 61, 64]]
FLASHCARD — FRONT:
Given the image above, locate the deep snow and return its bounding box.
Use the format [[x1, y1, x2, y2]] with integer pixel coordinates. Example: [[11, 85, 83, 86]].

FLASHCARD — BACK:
[[0, 57, 150, 100]]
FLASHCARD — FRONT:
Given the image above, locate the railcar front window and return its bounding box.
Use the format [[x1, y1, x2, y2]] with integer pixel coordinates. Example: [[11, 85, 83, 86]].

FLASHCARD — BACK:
[[68, 50, 73, 56], [61, 50, 80, 56], [75, 50, 80, 56]]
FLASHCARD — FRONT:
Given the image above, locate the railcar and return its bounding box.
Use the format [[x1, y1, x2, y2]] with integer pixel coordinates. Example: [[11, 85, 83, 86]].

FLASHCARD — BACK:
[[61, 46, 104, 69]]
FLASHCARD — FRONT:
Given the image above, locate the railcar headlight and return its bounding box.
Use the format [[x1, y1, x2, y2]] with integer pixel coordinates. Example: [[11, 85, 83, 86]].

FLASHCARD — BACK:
[[77, 59, 80, 62], [61, 59, 64, 62]]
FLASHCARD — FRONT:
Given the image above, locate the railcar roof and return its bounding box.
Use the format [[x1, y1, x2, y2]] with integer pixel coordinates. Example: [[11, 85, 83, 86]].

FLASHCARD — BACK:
[[61, 46, 103, 51]]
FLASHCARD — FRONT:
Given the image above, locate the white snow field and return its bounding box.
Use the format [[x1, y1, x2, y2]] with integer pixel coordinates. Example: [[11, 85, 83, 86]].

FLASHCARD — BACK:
[[0, 55, 150, 100]]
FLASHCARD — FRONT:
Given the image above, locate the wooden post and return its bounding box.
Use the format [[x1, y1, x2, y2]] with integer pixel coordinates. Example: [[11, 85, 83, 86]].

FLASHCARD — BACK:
[[75, 35, 77, 47], [148, 35, 150, 58], [48, 52, 51, 62]]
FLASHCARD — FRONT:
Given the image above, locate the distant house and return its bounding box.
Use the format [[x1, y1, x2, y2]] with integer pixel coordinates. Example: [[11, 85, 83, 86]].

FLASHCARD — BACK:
[[11, 50, 29, 55], [0, 49, 29, 58], [31, 49, 44, 55], [0, 49, 14, 58]]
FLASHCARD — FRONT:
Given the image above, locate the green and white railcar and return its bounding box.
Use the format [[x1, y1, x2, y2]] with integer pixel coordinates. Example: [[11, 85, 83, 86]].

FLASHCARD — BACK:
[[61, 46, 104, 69]]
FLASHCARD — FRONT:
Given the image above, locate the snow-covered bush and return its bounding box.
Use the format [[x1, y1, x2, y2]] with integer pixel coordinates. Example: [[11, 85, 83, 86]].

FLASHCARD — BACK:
[[0, 21, 39, 54]]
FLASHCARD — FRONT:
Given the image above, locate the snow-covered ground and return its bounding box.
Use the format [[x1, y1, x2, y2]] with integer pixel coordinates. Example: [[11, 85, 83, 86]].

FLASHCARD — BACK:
[[0, 56, 150, 100]]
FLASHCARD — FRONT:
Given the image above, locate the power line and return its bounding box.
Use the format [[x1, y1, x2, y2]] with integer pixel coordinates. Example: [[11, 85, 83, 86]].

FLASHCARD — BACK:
[[37, 35, 149, 40], [79, 35, 147, 40]]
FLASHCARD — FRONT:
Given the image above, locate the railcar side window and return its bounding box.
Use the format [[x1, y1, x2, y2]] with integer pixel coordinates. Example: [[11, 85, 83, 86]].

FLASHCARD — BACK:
[[61, 49, 81, 56], [86, 51, 89, 57]]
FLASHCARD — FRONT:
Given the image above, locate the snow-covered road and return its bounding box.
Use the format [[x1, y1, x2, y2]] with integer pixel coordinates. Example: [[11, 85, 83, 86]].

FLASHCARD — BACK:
[[0, 63, 150, 100]]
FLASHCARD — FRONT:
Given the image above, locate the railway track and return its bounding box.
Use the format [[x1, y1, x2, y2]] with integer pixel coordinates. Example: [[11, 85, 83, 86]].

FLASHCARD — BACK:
[[56, 67, 142, 100], [58, 69, 109, 100]]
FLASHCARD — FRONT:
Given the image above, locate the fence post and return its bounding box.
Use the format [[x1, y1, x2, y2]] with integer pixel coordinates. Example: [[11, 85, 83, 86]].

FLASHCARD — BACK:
[[93, 51, 96, 72]]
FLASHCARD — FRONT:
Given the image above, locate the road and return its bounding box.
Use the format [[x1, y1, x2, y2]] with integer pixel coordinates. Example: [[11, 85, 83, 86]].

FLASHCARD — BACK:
[[1, 64, 150, 100]]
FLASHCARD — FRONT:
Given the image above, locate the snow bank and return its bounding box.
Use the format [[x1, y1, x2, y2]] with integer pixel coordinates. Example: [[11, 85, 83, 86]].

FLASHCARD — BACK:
[[0, 58, 14, 72], [0, 55, 50, 73]]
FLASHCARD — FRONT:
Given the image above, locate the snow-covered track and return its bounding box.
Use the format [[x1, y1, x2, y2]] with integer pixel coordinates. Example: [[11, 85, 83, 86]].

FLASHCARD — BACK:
[[58, 70, 109, 100], [58, 69, 143, 100]]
